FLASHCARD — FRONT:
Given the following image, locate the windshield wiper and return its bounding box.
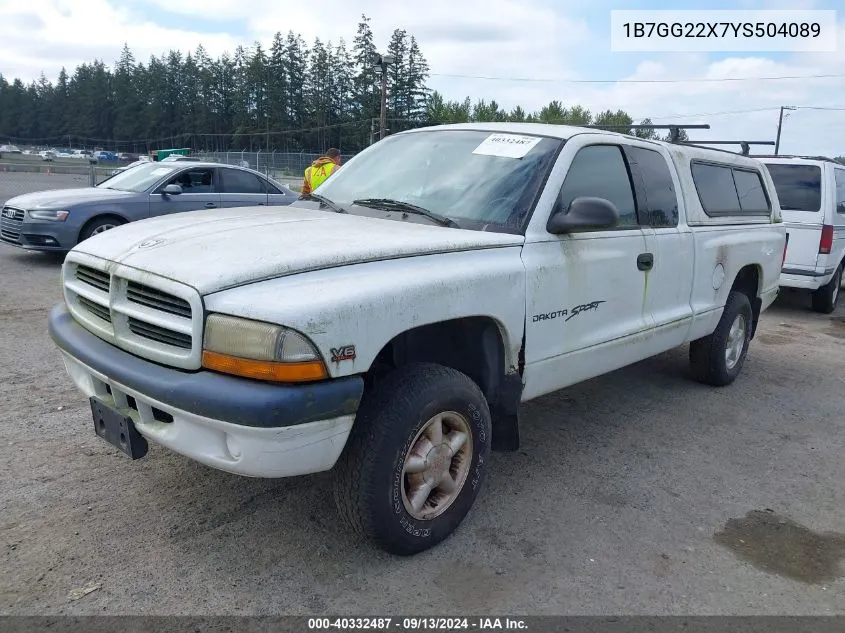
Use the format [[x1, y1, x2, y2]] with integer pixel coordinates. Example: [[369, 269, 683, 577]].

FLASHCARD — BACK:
[[352, 198, 457, 227], [300, 192, 346, 213]]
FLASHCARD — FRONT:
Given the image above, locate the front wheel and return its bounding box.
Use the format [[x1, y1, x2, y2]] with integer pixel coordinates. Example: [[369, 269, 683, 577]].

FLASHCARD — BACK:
[[79, 216, 125, 243], [811, 264, 842, 314], [332, 363, 492, 556], [689, 290, 753, 386]]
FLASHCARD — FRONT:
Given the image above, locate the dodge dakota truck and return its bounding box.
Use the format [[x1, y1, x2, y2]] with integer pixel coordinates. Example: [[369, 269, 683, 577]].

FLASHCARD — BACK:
[[49, 123, 787, 555]]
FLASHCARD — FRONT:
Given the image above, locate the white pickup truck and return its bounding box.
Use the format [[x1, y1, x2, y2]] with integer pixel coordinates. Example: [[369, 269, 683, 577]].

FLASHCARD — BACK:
[[49, 123, 786, 555]]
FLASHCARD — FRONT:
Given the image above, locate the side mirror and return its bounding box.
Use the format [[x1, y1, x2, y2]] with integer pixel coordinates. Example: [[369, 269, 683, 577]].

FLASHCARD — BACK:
[[546, 196, 620, 234], [162, 184, 183, 196]]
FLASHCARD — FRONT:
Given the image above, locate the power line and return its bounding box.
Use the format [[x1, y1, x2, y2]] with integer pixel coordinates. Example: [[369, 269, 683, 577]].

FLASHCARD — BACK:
[[637, 107, 781, 120], [637, 104, 845, 121], [429, 72, 845, 84]]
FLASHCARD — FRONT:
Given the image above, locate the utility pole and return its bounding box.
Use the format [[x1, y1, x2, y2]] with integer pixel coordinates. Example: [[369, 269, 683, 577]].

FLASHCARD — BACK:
[[375, 53, 395, 142], [775, 106, 797, 155]]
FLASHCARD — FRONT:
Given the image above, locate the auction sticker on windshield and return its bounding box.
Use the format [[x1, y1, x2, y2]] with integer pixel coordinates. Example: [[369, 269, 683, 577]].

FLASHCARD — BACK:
[[472, 133, 542, 158], [150, 168, 173, 176]]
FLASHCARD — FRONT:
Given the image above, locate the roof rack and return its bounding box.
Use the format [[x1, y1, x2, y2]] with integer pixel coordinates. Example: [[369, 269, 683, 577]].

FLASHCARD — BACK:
[[584, 123, 710, 142], [583, 123, 784, 157], [679, 140, 775, 156]]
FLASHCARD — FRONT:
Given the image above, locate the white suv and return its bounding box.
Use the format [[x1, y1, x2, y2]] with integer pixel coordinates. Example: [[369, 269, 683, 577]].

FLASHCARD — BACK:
[[763, 157, 845, 313]]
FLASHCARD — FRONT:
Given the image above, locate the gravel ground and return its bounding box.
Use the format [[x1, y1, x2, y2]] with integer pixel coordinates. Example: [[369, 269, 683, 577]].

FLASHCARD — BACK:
[[0, 180, 843, 614]]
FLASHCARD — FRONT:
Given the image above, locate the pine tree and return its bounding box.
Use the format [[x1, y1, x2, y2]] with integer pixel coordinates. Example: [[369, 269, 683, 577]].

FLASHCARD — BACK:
[[285, 32, 308, 132], [425, 91, 447, 123], [405, 36, 429, 120], [537, 100, 567, 123], [635, 117, 660, 139], [307, 38, 332, 149], [352, 14, 379, 121], [247, 43, 269, 145], [592, 109, 633, 134], [509, 106, 526, 122], [193, 44, 216, 148], [113, 44, 139, 141], [385, 28, 408, 119], [330, 39, 355, 142], [268, 33, 289, 135], [472, 99, 506, 122], [0, 32, 651, 155]]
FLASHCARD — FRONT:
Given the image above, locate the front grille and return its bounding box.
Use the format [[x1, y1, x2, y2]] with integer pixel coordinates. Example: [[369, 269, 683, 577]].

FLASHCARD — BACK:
[[64, 258, 201, 369], [78, 296, 111, 323], [75, 265, 110, 292], [127, 317, 192, 349], [127, 281, 192, 318], [0, 206, 25, 242]]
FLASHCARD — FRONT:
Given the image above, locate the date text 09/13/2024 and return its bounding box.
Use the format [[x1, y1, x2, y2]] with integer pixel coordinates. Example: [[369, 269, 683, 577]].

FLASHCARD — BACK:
[[307, 618, 528, 630]]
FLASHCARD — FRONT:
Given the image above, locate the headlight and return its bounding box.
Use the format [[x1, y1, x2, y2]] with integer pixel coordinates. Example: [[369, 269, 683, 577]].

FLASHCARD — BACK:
[[28, 209, 69, 221], [201, 314, 327, 383]]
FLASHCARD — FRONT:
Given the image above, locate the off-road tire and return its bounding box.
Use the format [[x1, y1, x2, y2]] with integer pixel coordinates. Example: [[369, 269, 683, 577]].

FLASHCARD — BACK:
[[689, 290, 753, 386], [811, 264, 842, 314], [332, 362, 492, 556]]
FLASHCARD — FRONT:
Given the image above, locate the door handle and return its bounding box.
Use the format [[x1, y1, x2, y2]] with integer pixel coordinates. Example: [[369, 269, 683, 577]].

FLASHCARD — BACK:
[[637, 252, 654, 271], [204, 202, 217, 208]]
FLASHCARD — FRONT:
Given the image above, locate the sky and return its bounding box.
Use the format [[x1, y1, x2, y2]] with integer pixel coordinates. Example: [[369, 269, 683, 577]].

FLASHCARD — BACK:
[[0, 0, 843, 156]]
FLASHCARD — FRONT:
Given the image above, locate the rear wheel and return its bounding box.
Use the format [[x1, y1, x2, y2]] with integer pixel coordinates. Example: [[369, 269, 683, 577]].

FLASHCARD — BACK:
[[689, 290, 753, 386], [79, 216, 125, 243], [811, 264, 842, 314], [332, 363, 492, 556]]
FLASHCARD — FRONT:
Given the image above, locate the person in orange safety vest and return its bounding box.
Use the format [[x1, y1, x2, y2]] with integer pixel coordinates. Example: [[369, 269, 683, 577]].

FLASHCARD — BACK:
[[301, 148, 342, 195]]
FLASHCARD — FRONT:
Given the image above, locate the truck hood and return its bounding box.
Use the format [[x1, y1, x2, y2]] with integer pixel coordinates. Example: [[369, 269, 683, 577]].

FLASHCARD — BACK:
[[6, 187, 134, 209], [72, 205, 524, 295]]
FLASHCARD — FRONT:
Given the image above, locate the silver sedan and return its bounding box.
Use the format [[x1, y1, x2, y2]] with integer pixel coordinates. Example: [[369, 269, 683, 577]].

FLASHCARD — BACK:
[[0, 162, 298, 252]]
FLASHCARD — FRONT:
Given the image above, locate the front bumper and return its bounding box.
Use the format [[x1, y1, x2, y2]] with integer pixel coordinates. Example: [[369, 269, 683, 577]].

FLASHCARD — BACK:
[[0, 219, 75, 251], [49, 304, 364, 477]]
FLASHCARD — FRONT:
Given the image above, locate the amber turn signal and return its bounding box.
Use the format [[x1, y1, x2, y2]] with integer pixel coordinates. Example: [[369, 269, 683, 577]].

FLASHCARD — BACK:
[[202, 350, 328, 383]]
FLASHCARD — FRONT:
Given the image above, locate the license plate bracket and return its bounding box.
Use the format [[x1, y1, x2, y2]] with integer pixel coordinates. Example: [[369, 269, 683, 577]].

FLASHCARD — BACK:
[[90, 396, 148, 459]]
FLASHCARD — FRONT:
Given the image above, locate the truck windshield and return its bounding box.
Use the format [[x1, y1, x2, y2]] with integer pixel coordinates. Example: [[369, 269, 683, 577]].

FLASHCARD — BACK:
[[313, 129, 563, 230], [764, 164, 822, 212], [97, 163, 180, 192]]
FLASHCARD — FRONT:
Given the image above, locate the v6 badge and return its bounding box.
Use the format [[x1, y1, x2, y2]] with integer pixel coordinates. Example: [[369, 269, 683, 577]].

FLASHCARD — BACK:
[[330, 345, 356, 362]]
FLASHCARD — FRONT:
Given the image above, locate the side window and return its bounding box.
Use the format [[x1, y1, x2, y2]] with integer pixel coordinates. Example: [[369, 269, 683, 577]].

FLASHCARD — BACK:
[[166, 168, 215, 194], [221, 168, 266, 194], [835, 168, 845, 214], [732, 169, 770, 214], [691, 163, 740, 215], [558, 145, 637, 227], [263, 178, 284, 194], [625, 146, 679, 227]]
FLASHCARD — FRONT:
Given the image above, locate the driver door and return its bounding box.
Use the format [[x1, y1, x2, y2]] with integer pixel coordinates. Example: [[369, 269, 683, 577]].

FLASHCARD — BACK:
[[150, 167, 221, 217], [520, 142, 654, 400]]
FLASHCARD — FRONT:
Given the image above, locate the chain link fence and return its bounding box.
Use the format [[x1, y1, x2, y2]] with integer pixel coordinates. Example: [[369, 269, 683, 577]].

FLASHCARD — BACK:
[[0, 159, 113, 206], [194, 150, 357, 188]]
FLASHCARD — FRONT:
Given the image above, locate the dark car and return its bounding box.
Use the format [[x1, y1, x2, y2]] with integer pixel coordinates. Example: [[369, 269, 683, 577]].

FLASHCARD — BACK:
[[0, 162, 298, 252]]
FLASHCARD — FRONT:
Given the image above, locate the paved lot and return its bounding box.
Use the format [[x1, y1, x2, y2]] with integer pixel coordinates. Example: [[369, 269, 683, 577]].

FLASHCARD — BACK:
[[1, 204, 844, 614], [0, 172, 91, 203]]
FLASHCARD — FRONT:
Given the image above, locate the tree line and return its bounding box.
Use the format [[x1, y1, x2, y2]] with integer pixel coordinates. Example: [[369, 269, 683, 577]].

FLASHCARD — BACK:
[[0, 14, 677, 153]]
